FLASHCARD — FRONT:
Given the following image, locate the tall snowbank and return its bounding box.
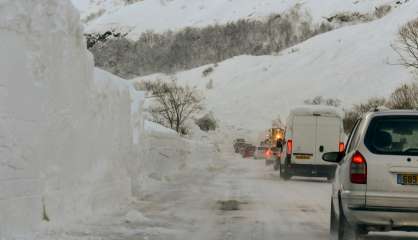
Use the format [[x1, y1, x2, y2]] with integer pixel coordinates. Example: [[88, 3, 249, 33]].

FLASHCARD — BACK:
[[127, 120, 188, 195], [133, 120, 220, 198], [0, 0, 143, 238]]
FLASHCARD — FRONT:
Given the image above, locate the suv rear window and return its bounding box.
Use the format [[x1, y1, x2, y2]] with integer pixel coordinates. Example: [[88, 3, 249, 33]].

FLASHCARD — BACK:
[[365, 116, 418, 156]]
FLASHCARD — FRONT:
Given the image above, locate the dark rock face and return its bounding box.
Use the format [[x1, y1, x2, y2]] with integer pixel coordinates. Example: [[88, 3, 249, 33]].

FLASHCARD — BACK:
[[86, 9, 333, 79]]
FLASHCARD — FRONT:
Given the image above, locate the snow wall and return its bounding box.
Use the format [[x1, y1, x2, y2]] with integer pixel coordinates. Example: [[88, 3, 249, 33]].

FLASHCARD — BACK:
[[133, 121, 190, 195], [0, 0, 144, 238]]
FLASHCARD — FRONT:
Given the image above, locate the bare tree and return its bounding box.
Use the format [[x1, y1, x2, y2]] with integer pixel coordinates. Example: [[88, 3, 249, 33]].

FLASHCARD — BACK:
[[304, 96, 323, 105], [343, 97, 386, 133], [387, 83, 418, 109], [353, 97, 386, 114], [304, 96, 341, 107], [393, 18, 418, 70], [325, 98, 342, 107], [88, 7, 334, 78], [149, 80, 203, 134]]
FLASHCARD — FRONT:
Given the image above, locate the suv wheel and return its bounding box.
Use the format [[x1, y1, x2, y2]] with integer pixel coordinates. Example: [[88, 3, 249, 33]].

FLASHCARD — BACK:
[[330, 200, 339, 240], [330, 199, 363, 240]]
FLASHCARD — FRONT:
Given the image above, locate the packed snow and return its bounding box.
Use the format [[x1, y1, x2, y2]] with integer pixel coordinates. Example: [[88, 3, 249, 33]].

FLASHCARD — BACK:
[[73, 0, 398, 40], [144, 120, 177, 135], [135, 0, 417, 133]]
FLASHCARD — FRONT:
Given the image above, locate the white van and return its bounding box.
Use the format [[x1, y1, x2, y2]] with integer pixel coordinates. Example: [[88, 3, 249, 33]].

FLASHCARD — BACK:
[[280, 106, 345, 180]]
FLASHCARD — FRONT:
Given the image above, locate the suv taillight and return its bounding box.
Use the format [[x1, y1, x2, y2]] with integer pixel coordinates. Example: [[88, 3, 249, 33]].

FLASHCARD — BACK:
[[350, 151, 367, 184], [287, 139, 293, 156]]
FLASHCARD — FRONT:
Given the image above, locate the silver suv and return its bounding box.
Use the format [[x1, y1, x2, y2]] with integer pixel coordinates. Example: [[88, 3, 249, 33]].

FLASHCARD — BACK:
[[322, 110, 418, 239]]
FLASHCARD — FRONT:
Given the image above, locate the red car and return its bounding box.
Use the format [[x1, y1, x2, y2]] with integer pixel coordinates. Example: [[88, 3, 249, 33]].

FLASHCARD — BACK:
[[240, 144, 256, 158], [233, 138, 246, 153]]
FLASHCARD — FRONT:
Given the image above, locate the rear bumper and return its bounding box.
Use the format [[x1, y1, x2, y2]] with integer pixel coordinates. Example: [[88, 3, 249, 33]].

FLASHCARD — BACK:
[[342, 192, 418, 230], [345, 207, 418, 230], [286, 163, 336, 177]]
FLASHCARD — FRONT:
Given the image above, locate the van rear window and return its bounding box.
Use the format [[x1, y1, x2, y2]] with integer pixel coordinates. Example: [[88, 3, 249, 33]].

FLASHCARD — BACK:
[[365, 116, 418, 156]]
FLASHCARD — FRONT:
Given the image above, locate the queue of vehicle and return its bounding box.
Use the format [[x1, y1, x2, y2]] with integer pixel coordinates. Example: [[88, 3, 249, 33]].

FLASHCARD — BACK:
[[232, 106, 418, 239]]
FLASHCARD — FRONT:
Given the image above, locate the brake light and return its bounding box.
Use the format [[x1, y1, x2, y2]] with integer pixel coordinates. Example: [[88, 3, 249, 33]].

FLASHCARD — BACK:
[[287, 140, 293, 155], [350, 152, 367, 184], [265, 149, 272, 158], [339, 142, 345, 153]]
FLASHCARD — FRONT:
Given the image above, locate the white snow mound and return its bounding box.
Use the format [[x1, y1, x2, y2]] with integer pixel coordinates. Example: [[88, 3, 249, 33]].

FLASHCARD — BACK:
[[125, 210, 150, 224]]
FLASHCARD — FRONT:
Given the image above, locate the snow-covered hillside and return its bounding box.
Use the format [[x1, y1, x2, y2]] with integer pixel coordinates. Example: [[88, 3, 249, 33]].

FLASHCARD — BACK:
[[135, 1, 418, 133], [73, 0, 397, 40]]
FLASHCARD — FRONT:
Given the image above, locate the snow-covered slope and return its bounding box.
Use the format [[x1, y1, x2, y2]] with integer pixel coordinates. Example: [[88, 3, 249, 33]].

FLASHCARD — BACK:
[[74, 0, 396, 40], [135, 1, 417, 133]]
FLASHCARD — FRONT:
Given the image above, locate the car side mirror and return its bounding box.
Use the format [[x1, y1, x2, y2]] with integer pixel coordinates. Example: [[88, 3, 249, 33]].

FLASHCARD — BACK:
[[322, 152, 344, 163]]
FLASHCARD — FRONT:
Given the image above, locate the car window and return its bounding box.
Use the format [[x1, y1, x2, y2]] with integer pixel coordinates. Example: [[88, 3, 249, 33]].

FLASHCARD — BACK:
[[365, 116, 418, 156], [346, 119, 362, 154]]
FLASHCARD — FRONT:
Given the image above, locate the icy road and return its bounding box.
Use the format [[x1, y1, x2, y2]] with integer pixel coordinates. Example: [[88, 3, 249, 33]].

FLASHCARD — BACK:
[[160, 154, 332, 240], [128, 152, 418, 240], [41, 151, 418, 240]]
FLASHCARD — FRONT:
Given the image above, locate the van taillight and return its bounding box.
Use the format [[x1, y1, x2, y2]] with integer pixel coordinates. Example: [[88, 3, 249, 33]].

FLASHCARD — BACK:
[[339, 142, 345, 153], [350, 152, 367, 184], [287, 140, 293, 155]]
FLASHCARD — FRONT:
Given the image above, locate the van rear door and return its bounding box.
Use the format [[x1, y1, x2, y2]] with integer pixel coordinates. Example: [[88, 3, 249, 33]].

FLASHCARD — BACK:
[[315, 116, 341, 164], [292, 116, 317, 164]]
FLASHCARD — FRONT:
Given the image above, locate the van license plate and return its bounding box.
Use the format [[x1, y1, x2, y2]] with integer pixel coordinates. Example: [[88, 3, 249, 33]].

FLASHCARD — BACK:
[[294, 154, 311, 160], [397, 174, 418, 185]]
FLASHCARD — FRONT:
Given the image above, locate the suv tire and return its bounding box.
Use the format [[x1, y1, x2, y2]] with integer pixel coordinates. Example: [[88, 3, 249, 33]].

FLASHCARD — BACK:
[[330, 200, 339, 240], [331, 199, 362, 240]]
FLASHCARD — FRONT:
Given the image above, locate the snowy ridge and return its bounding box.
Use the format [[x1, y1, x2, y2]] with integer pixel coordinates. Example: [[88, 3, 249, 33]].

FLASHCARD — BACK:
[[73, 0, 396, 40], [135, 1, 418, 133]]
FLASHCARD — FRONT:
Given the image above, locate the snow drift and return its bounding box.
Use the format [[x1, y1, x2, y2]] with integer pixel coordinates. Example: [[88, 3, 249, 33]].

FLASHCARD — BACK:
[[0, 0, 144, 238]]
